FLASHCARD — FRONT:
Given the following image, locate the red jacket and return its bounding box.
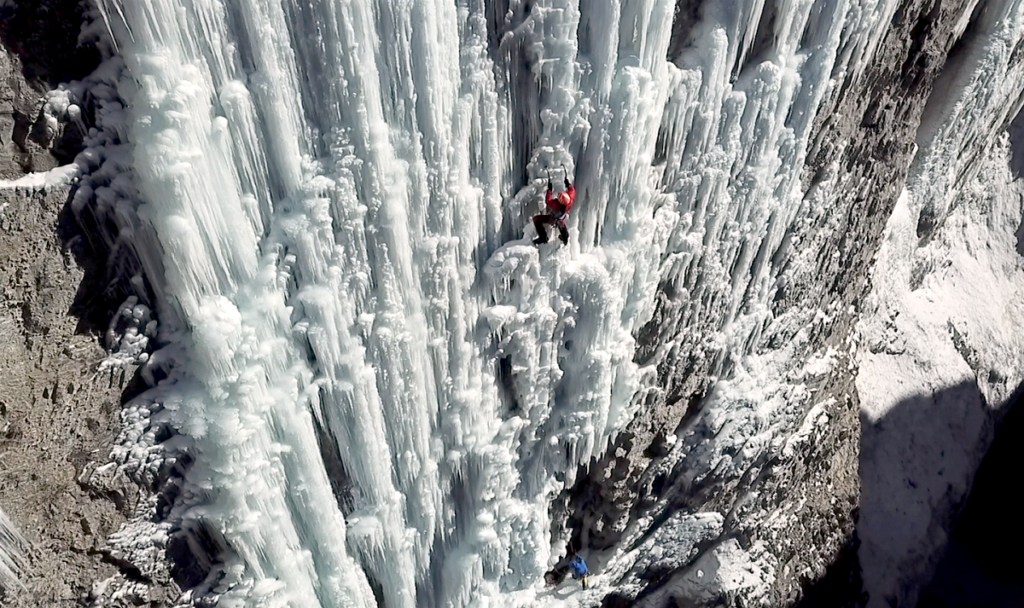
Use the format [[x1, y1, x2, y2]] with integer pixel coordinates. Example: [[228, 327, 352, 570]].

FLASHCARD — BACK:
[[545, 184, 576, 219]]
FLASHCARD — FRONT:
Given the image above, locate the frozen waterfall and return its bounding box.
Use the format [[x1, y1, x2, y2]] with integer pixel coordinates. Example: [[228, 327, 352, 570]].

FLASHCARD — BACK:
[[73, 0, 1024, 606]]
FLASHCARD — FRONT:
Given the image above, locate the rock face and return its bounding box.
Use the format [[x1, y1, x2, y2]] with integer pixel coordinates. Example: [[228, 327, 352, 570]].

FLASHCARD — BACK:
[[565, 0, 1024, 606], [0, 178, 128, 605], [0, 8, 176, 606], [0, 0, 101, 87], [1, 0, 98, 178], [0, 44, 58, 177], [2, 29, 130, 604]]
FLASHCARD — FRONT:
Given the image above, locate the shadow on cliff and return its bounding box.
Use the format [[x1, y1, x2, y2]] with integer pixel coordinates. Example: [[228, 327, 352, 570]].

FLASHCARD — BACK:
[[0, 0, 100, 87], [2, 0, 120, 337], [797, 380, 1024, 608], [57, 193, 146, 345], [916, 384, 1024, 608]]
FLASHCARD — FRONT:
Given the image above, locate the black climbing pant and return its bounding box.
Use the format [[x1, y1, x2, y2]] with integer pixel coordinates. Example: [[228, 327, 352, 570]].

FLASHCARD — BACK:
[[533, 214, 568, 245]]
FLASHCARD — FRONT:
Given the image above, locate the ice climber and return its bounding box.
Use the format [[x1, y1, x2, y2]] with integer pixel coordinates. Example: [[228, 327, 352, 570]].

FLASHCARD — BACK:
[[569, 553, 589, 589], [533, 169, 576, 245]]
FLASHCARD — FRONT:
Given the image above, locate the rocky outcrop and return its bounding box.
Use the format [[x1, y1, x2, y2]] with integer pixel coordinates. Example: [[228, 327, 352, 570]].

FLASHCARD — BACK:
[[0, 177, 137, 606], [1, 0, 98, 178], [0, 45, 58, 177], [0, 6, 177, 605], [0, 0, 101, 87]]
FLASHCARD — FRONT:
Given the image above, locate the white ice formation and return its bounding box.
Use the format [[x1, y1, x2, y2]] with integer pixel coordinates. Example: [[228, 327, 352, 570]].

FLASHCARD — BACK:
[[52, 0, 1024, 606], [101, 295, 157, 371], [0, 509, 27, 594]]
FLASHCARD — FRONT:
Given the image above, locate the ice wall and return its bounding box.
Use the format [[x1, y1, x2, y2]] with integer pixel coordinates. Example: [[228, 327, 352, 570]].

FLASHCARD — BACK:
[[82, 0, 1024, 607]]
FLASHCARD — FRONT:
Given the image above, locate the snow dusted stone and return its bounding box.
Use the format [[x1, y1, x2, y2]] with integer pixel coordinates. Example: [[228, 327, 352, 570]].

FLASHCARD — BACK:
[[637, 539, 775, 608], [628, 512, 723, 581], [856, 131, 1024, 608], [84, 500, 178, 608]]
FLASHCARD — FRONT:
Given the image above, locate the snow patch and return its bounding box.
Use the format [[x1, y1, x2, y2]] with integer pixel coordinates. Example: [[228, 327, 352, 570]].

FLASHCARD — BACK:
[[856, 16, 1024, 601], [0, 164, 78, 193], [627, 512, 725, 581]]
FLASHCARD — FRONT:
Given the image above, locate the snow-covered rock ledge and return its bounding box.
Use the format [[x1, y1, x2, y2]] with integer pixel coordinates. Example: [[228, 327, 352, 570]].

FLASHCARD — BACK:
[[0, 165, 78, 216], [0, 164, 78, 192]]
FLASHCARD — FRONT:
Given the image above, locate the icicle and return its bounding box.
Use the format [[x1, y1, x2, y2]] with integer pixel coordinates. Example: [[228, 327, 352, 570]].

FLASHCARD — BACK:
[[84, 0, 1024, 606]]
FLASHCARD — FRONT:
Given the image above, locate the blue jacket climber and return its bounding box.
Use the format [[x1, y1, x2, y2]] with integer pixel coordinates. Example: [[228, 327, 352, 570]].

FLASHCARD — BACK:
[[569, 554, 589, 589]]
